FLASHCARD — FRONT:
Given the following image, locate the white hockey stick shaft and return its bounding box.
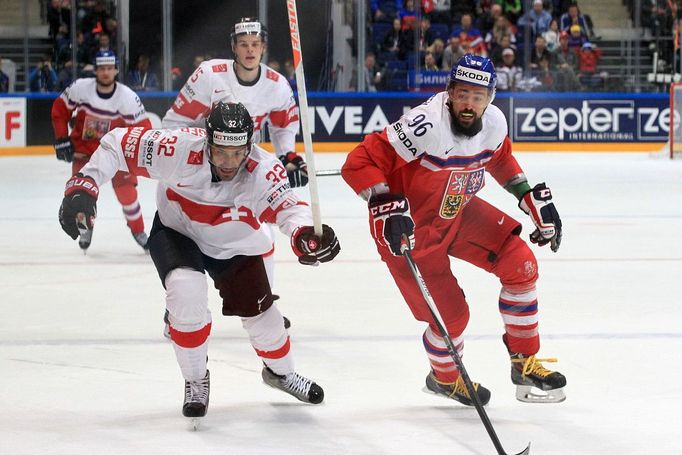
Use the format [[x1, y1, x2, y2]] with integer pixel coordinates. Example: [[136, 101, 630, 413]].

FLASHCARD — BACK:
[[287, 0, 323, 236], [316, 169, 341, 177]]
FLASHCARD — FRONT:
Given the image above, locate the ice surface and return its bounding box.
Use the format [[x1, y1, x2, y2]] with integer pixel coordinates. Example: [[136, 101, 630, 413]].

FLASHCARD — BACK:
[[1, 152, 681, 454]]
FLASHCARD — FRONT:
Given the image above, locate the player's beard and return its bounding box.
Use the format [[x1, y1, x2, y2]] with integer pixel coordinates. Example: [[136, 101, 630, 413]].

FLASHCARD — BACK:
[[450, 108, 483, 137]]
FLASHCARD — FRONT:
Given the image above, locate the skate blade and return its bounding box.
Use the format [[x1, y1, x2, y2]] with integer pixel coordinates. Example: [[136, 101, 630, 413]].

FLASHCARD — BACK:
[[516, 385, 566, 403], [188, 417, 202, 431]]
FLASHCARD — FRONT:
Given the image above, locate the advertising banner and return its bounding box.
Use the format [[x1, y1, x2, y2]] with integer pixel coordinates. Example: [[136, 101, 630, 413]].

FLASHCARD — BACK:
[[0, 97, 26, 147]]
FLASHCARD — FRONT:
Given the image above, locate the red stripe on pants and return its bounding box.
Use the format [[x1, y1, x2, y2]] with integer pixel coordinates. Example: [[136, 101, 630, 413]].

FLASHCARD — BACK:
[[170, 322, 212, 348], [254, 336, 291, 359]]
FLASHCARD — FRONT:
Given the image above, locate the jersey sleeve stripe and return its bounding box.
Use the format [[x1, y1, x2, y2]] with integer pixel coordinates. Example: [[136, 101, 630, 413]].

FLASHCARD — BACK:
[[170, 93, 210, 120], [268, 106, 299, 128]]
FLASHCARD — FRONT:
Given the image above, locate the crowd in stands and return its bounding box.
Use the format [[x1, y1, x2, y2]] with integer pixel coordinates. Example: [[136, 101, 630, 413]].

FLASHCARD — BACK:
[[367, 0, 609, 92]]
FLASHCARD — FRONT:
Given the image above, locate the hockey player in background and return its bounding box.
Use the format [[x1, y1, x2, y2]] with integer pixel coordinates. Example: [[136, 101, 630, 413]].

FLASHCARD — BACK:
[[57, 102, 340, 424], [162, 17, 307, 332], [162, 17, 307, 188], [51, 50, 152, 252], [342, 54, 566, 405]]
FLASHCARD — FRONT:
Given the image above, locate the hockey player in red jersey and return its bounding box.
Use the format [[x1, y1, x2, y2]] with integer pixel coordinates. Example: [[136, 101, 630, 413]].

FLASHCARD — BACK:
[[51, 50, 152, 252], [342, 54, 566, 405], [58, 102, 339, 425], [162, 17, 307, 188]]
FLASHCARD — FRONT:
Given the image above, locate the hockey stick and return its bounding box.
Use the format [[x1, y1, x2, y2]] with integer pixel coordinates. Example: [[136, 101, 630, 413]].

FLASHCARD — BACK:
[[400, 238, 531, 455], [316, 169, 341, 177], [286, 0, 323, 236]]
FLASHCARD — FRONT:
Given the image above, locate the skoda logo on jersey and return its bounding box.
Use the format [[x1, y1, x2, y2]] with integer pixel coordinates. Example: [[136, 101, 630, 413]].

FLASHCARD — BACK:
[[213, 131, 248, 146], [455, 68, 491, 87]]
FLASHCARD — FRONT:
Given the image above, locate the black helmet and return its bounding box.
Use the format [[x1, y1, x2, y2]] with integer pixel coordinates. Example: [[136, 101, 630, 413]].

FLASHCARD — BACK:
[[205, 102, 254, 147], [230, 17, 267, 43]]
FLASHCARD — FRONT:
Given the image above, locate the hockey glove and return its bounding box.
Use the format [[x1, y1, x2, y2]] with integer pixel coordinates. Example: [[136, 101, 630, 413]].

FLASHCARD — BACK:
[[368, 193, 415, 256], [59, 173, 99, 240], [291, 224, 340, 266], [519, 183, 562, 252], [54, 137, 74, 162], [279, 152, 309, 187]]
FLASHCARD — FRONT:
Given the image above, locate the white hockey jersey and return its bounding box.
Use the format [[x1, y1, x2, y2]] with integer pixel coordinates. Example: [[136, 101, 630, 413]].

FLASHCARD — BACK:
[[162, 59, 299, 158], [81, 126, 312, 259]]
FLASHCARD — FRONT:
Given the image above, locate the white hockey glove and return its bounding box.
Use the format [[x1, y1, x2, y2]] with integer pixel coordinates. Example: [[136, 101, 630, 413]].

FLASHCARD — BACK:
[[519, 183, 562, 252]]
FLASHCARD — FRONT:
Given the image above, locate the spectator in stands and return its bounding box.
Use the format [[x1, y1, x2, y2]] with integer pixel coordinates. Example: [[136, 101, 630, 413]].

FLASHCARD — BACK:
[[267, 60, 281, 72], [0, 55, 9, 93], [517, 0, 553, 36], [399, 0, 418, 31], [47, 0, 71, 40], [484, 15, 517, 52], [496, 47, 522, 91], [498, 0, 522, 23], [29, 54, 58, 92], [552, 31, 581, 91], [405, 16, 436, 54], [427, 38, 445, 68], [57, 60, 75, 90], [382, 17, 408, 60], [489, 34, 516, 67], [127, 54, 159, 91], [543, 19, 560, 52], [533, 55, 555, 91], [451, 0, 476, 25], [283, 59, 297, 90], [577, 42, 605, 89], [476, 3, 502, 38], [441, 35, 465, 70], [171, 66, 183, 91], [371, 0, 402, 23], [429, 0, 453, 25], [90, 33, 113, 64], [560, 4, 595, 39], [423, 51, 439, 70], [361, 51, 383, 91], [453, 14, 486, 56], [567, 24, 587, 49], [529, 35, 553, 70], [104, 17, 118, 44]]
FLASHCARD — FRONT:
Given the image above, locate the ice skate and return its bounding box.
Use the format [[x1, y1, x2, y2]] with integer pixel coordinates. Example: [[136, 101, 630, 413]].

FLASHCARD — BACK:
[[183, 370, 210, 430], [424, 371, 491, 406], [131, 231, 150, 251], [510, 352, 566, 403], [261, 366, 324, 404]]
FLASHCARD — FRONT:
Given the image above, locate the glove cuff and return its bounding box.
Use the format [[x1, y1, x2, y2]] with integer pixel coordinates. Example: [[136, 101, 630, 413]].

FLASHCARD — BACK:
[[64, 173, 100, 199]]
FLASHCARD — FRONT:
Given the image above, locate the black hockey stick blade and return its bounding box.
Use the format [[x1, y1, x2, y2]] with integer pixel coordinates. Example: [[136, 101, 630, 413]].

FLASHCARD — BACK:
[[515, 442, 531, 455]]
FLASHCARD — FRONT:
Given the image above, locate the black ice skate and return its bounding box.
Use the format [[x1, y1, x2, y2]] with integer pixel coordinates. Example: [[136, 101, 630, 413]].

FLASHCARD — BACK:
[[261, 366, 324, 404], [425, 371, 491, 406], [131, 231, 150, 251], [183, 370, 210, 430], [510, 352, 567, 403]]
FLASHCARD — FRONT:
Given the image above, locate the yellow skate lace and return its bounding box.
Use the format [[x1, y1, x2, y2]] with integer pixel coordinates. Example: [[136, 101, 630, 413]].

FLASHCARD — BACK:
[[512, 355, 558, 379], [436, 376, 479, 399]]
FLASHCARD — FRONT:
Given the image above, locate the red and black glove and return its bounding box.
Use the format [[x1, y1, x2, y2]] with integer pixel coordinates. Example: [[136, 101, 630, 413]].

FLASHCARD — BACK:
[[279, 152, 308, 188], [291, 224, 340, 265], [519, 182, 562, 252], [368, 193, 415, 256], [59, 173, 99, 240]]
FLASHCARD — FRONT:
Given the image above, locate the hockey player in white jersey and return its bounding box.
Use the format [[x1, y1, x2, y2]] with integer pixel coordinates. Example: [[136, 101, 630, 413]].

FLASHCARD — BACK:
[[58, 102, 340, 425], [163, 17, 306, 333], [162, 17, 307, 188], [342, 54, 566, 405]]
